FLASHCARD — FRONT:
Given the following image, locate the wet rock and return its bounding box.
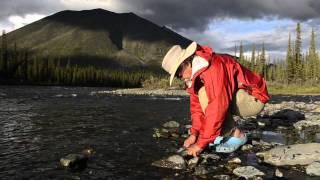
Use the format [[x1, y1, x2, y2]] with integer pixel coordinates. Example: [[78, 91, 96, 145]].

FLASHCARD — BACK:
[[241, 144, 253, 151], [187, 157, 199, 169], [272, 109, 305, 120], [0, 92, 7, 97], [257, 143, 320, 166], [151, 155, 186, 170], [212, 174, 231, 180], [163, 121, 180, 128], [60, 154, 88, 169], [275, 168, 283, 177], [306, 161, 320, 176], [153, 128, 170, 138], [193, 165, 218, 176], [293, 116, 320, 130], [171, 133, 180, 138], [233, 166, 265, 179], [228, 157, 241, 164], [82, 148, 95, 157], [200, 153, 221, 163]]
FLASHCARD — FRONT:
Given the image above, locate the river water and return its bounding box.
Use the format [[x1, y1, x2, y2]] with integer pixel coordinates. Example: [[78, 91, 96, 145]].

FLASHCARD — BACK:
[[0, 86, 319, 179]]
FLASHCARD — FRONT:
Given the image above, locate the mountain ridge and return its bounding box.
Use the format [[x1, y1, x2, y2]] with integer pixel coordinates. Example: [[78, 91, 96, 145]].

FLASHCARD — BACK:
[[4, 8, 192, 69]]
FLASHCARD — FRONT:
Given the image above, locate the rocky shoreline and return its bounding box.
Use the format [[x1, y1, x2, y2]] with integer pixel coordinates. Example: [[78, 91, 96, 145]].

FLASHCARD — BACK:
[[150, 99, 320, 179]]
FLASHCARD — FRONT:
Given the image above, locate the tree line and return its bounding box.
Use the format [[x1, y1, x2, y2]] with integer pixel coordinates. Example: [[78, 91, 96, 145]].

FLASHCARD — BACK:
[[236, 22, 319, 86], [0, 22, 319, 88], [0, 30, 160, 87]]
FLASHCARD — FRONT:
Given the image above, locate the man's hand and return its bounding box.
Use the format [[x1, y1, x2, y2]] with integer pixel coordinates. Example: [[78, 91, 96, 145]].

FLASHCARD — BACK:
[[183, 134, 197, 148], [187, 144, 203, 157]]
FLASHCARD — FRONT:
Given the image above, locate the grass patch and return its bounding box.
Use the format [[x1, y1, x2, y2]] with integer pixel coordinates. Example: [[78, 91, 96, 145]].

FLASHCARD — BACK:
[[268, 82, 320, 95]]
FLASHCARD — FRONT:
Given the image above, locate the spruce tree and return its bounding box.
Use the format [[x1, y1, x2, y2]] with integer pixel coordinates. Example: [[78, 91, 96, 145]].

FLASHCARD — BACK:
[[1, 30, 8, 76], [286, 33, 294, 83], [294, 22, 303, 83], [250, 44, 256, 71]]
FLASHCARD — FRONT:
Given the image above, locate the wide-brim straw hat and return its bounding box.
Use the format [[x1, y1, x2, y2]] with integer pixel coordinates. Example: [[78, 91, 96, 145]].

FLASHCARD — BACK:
[[162, 42, 197, 86]]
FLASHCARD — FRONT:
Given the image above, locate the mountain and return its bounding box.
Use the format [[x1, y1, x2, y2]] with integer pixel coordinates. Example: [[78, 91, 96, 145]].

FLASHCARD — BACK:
[[5, 8, 192, 69]]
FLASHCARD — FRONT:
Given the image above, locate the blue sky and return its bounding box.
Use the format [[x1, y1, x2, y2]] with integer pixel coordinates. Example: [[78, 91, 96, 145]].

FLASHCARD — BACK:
[[1, 0, 320, 61]]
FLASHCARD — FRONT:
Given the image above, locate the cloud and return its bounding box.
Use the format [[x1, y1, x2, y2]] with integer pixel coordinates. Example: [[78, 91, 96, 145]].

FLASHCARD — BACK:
[[0, 0, 63, 22], [117, 0, 320, 31], [8, 14, 45, 30]]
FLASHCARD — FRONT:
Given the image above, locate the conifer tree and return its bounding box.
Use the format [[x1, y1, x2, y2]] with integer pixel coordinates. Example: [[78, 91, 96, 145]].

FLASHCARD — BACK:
[[286, 33, 294, 83], [250, 44, 256, 71], [1, 30, 8, 75], [294, 22, 303, 82]]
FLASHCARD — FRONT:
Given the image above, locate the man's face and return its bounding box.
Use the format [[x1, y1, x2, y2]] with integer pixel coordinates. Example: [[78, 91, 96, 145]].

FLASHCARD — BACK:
[[177, 62, 192, 83]]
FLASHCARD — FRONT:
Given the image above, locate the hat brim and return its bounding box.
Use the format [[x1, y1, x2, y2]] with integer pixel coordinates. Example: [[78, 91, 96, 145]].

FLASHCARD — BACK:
[[169, 42, 197, 86]]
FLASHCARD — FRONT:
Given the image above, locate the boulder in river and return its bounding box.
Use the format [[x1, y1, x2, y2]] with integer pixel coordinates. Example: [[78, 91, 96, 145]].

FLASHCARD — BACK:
[[306, 161, 320, 176], [151, 155, 186, 169], [232, 166, 265, 179], [256, 143, 320, 166]]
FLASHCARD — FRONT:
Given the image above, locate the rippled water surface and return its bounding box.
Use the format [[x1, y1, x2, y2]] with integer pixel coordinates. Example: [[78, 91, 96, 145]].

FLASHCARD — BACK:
[[0, 86, 190, 179], [1, 86, 320, 180]]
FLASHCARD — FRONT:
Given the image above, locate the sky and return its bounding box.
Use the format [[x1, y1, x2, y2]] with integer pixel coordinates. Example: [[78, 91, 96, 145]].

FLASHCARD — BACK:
[[1, 0, 320, 61]]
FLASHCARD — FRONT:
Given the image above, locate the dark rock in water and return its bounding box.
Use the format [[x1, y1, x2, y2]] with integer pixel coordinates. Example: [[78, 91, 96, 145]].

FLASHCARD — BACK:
[[152, 128, 170, 138], [163, 121, 180, 128], [151, 155, 186, 170], [60, 154, 88, 169], [82, 148, 95, 157], [256, 143, 320, 166], [232, 166, 265, 179], [271, 109, 305, 120], [193, 165, 218, 176], [306, 161, 320, 176], [60, 148, 94, 170], [200, 153, 221, 164]]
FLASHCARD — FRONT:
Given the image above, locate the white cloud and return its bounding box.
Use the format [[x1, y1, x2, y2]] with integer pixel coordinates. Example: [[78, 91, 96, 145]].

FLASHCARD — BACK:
[[8, 14, 45, 31]]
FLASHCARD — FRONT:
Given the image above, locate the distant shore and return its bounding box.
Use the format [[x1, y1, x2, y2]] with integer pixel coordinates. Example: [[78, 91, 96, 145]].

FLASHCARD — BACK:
[[91, 88, 189, 96], [92, 87, 320, 96]]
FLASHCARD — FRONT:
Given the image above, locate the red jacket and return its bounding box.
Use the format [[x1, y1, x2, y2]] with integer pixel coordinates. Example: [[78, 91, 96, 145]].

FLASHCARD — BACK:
[[186, 45, 270, 149]]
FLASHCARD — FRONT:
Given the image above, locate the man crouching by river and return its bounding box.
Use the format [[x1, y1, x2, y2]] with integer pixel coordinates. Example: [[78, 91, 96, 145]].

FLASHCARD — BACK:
[[161, 42, 270, 157]]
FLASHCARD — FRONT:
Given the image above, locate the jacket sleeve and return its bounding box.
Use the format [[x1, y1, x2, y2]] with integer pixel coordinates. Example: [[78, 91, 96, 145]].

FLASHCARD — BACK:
[[189, 92, 204, 136], [196, 61, 233, 149]]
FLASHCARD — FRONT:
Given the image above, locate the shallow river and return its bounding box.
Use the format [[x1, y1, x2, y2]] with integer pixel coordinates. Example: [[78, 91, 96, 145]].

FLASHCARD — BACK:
[[0, 86, 319, 179]]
